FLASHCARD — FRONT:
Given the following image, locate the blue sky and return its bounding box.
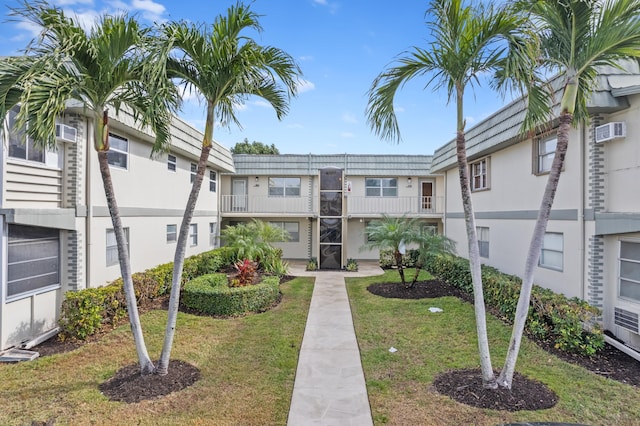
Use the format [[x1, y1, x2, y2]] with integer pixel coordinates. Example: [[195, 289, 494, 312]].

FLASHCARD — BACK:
[[0, 0, 513, 155]]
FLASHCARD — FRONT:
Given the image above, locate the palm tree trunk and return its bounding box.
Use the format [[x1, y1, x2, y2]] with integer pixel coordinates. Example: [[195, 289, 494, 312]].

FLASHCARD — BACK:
[[97, 150, 155, 374], [156, 103, 214, 375], [394, 250, 406, 285], [497, 112, 572, 389], [454, 89, 496, 389]]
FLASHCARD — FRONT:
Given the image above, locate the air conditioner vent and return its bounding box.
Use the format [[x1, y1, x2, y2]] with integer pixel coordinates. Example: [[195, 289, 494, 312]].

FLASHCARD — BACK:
[[614, 307, 639, 334], [55, 123, 77, 143], [595, 122, 626, 143]]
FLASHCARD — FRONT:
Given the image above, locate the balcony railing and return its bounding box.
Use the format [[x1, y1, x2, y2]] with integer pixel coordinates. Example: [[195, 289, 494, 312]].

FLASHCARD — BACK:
[[221, 195, 316, 214], [346, 196, 444, 215], [221, 195, 444, 216]]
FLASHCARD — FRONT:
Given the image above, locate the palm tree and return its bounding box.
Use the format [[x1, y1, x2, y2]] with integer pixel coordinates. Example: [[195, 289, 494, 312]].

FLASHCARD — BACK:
[[366, 0, 532, 388], [363, 215, 424, 286], [154, 3, 301, 375], [410, 231, 457, 288], [0, 3, 179, 374], [497, 0, 640, 389]]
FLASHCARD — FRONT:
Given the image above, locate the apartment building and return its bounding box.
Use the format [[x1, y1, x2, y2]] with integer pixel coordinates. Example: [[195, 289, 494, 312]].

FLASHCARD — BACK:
[[431, 63, 640, 351], [219, 154, 444, 268], [0, 105, 233, 350]]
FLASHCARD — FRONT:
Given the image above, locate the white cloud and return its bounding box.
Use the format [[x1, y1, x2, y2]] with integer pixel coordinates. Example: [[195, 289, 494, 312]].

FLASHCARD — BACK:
[[342, 113, 357, 124], [14, 20, 41, 38], [53, 0, 94, 5], [341, 132, 355, 138], [67, 9, 101, 32], [296, 78, 315, 93], [465, 116, 476, 126], [253, 100, 272, 108], [299, 55, 314, 61], [131, 0, 166, 22], [395, 106, 406, 113], [313, 0, 328, 4], [287, 123, 304, 129]]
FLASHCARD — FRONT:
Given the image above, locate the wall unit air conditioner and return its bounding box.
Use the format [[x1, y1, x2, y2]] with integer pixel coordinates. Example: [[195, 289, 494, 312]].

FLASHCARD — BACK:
[[595, 122, 626, 143], [55, 123, 77, 143], [614, 307, 639, 334]]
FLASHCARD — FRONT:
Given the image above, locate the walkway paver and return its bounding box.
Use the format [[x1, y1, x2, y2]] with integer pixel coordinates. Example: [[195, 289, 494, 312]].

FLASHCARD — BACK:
[[287, 262, 383, 426]]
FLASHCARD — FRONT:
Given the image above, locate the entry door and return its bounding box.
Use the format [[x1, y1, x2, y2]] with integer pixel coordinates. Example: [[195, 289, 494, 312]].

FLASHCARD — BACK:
[[232, 179, 247, 212], [421, 181, 434, 212]]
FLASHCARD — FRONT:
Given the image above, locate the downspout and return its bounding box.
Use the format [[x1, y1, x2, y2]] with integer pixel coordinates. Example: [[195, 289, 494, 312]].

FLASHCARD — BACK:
[[579, 123, 586, 300], [85, 116, 93, 289]]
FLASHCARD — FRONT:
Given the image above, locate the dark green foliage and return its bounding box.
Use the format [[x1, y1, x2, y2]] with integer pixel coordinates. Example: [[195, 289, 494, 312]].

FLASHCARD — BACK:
[[346, 258, 359, 272], [379, 249, 419, 269], [231, 138, 280, 154], [424, 253, 604, 356], [182, 274, 280, 316], [59, 248, 229, 340]]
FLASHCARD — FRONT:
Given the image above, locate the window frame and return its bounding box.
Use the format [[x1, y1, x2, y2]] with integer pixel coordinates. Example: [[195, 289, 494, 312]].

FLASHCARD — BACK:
[[470, 157, 490, 191], [209, 170, 217, 192], [476, 226, 489, 258], [365, 177, 398, 197], [539, 232, 563, 271], [190, 163, 197, 183], [534, 136, 557, 175], [166, 224, 177, 243], [189, 223, 198, 246], [269, 221, 300, 242], [6, 106, 45, 164], [106, 227, 129, 267], [268, 177, 301, 197], [167, 154, 177, 172], [107, 133, 129, 170], [618, 240, 640, 303], [209, 222, 218, 248]]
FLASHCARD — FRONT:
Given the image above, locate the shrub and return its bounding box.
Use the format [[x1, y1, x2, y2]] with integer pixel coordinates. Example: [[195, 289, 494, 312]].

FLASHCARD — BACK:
[[423, 253, 604, 356], [182, 274, 280, 316], [59, 247, 232, 340], [306, 257, 318, 271], [379, 249, 419, 269], [346, 258, 359, 272], [230, 259, 258, 287]]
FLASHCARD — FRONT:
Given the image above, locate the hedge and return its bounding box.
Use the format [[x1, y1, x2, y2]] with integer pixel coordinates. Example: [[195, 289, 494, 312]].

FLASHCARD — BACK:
[[181, 274, 281, 316], [59, 247, 233, 340], [423, 253, 604, 356]]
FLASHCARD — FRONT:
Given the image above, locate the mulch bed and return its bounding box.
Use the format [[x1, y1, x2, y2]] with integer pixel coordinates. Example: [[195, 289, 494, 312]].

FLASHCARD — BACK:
[[367, 278, 640, 410], [432, 368, 558, 411], [98, 360, 200, 403]]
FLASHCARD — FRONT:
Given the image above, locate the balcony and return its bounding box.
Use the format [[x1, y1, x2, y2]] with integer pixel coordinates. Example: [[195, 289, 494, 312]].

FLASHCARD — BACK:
[[346, 196, 444, 216], [221, 195, 317, 215], [220, 195, 444, 217]]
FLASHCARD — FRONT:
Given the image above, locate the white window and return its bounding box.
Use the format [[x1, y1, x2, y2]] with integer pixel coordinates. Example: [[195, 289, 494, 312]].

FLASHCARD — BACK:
[[269, 177, 301, 197], [422, 223, 438, 236], [7, 106, 45, 163], [166, 224, 177, 243], [107, 133, 129, 169], [189, 223, 198, 246], [106, 228, 129, 266], [365, 178, 397, 197], [7, 225, 60, 300], [619, 241, 640, 302], [476, 227, 489, 258], [167, 154, 177, 172], [190, 163, 197, 183], [540, 232, 563, 271], [536, 137, 557, 174], [269, 221, 300, 242], [209, 170, 217, 192], [209, 222, 218, 248], [470, 158, 489, 191]]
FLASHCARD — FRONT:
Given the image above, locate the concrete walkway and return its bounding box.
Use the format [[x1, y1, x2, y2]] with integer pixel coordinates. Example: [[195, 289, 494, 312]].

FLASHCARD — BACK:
[[287, 261, 384, 426]]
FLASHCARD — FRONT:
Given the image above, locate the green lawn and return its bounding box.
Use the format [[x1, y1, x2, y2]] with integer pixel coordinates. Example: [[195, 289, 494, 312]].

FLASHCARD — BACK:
[[0, 277, 314, 426], [347, 269, 640, 426]]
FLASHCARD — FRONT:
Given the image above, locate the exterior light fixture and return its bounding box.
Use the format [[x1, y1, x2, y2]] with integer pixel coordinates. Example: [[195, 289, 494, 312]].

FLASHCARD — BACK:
[[407, 177, 412, 187]]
